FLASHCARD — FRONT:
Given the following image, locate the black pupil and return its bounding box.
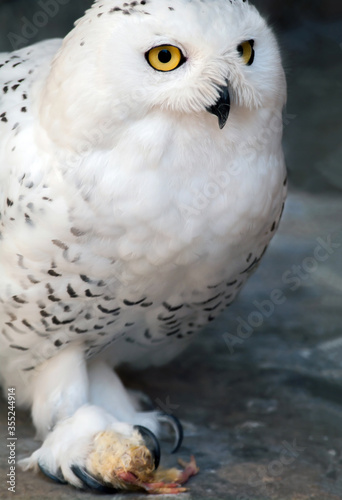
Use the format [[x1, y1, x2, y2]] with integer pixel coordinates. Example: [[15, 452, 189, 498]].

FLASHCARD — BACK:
[[158, 49, 172, 64]]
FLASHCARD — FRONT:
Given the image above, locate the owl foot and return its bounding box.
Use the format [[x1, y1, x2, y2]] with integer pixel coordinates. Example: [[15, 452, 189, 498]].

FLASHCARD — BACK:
[[35, 426, 160, 492], [19, 406, 159, 492], [41, 428, 197, 494], [20, 405, 194, 494]]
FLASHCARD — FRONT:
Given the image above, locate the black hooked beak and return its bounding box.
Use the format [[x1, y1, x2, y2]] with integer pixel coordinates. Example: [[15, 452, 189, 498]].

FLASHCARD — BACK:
[[206, 85, 230, 129]]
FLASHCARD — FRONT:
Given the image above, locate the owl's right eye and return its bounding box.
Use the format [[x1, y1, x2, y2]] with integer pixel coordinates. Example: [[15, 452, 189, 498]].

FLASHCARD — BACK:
[[146, 45, 185, 72]]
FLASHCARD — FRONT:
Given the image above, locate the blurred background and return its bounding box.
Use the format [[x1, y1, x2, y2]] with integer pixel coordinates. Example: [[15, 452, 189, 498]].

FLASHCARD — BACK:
[[0, 1, 341, 499]]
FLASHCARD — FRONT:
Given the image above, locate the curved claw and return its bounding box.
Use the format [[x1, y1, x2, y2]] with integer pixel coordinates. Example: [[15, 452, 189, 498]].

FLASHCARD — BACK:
[[134, 425, 161, 470], [38, 461, 67, 484], [71, 465, 116, 493], [157, 413, 184, 453]]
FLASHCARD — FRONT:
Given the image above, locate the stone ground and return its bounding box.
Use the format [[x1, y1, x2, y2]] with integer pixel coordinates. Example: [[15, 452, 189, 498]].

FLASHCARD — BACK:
[[0, 3, 342, 500]]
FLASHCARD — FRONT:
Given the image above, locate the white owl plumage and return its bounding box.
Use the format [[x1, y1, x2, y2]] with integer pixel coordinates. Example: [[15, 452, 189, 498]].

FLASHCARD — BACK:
[[0, 0, 287, 492]]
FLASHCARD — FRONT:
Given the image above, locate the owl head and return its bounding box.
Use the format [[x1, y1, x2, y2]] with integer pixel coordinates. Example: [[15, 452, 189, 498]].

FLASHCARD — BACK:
[[40, 0, 286, 149]]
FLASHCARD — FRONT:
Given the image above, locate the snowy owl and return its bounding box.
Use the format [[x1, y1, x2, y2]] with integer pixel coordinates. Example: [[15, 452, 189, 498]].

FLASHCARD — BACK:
[[0, 0, 287, 493]]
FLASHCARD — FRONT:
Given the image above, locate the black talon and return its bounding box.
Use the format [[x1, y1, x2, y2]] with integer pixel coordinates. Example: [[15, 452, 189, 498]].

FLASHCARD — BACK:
[[157, 413, 184, 453], [71, 465, 116, 493], [134, 425, 161, 470], [38, 461, 67, 484]]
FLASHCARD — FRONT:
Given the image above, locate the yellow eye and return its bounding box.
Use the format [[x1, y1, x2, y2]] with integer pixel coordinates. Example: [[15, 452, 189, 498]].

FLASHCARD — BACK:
[[146, 45, 184, 72], [237, 40, 255, 66]]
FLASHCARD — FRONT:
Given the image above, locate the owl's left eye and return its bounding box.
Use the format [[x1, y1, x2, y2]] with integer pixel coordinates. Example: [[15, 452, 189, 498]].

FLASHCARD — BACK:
[[146, 45, 185, 72], [237, 40, 255, 66]]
